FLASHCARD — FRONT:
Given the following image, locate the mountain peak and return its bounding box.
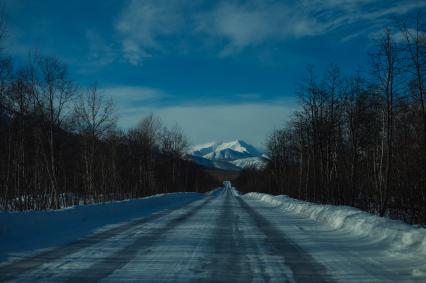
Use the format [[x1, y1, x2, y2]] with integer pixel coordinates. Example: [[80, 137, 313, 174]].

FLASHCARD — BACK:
[[187, 140, 267, 170]]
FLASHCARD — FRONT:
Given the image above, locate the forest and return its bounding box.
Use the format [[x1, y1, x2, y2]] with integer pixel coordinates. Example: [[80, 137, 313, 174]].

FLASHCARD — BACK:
[[236, 15, 426, 224], [0, 31, 217, 210]]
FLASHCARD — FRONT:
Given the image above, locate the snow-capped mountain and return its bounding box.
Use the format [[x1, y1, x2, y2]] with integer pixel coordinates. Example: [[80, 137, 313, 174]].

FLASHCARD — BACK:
[[187, 155, 242, 171], [230, 157, 267, 169], [187, 140, 268, 171]]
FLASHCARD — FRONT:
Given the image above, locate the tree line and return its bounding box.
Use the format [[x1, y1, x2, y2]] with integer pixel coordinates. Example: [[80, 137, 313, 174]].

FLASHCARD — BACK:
[[0, 42, 217, 210], [236, 14, 426, 224]]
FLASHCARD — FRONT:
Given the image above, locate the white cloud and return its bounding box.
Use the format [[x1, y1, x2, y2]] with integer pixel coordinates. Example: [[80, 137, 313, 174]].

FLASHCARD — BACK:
[[197, 0, 426, 54], [86, 30, 116, 67], [121, 39, 152, 65], [115, 0, 188, 65], [196, 2, 289, 55], [115, 99, 298, 148], [101, 86, 166, 108], [114, 0, 426, 60]]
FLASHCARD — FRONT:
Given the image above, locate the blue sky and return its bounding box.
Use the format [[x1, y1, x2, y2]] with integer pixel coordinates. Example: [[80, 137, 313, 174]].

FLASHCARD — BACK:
[[4, 0, 425, 147]]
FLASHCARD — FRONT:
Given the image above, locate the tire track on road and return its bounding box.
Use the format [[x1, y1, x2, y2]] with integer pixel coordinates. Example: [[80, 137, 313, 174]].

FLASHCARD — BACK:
[[237, 196, 336, 283], [63, 196, 214, 283], [0, 196, 203, 282], [197, 189, 251, 283]]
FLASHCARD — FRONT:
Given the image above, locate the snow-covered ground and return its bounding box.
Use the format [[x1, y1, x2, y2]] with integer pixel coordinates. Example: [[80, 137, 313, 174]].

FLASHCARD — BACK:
[[0, 192, 203, 262], [246, 192, 426, 280], [1, 187, 426, 282]]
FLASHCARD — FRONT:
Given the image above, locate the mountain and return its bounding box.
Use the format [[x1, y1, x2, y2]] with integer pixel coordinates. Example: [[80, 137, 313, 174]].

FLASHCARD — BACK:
[[187, 140, 268, 171], [185, 155, 242, 171], [230, 156, 267, 169]]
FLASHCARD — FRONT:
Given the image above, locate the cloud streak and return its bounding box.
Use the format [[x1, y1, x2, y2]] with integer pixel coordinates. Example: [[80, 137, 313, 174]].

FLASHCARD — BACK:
[[198, 0, 426, 54], [115, 0, 426, 62], [115, 0, 190, 65], [101, 85, 167, 109], [86, 30, 117, 67]]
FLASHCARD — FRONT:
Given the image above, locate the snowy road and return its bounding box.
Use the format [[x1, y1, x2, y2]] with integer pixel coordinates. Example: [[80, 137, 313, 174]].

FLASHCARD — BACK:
[[0, 188, 423, 282]]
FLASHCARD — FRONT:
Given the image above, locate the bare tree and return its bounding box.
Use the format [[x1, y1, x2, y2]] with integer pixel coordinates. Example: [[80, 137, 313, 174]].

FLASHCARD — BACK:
[[74, 85, 115, 200], [160, 124, 188, 158], [371, 29, 400, 216], [32, 55, 76, 208], [127, 114, 162, 196], [159, 124, 188, 191], [401, 13, 426, 155]]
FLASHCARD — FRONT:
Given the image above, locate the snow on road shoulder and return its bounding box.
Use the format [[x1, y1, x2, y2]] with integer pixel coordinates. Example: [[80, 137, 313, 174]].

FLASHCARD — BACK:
[[245, 192, 426, 277], [0, 192, 204, 262]]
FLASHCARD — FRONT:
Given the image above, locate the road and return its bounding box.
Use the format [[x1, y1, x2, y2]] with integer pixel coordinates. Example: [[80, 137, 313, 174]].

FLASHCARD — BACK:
[[0, 188, 421, 282]]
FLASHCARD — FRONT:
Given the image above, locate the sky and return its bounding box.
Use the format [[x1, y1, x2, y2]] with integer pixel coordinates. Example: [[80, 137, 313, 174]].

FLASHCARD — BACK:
[[3, 0, 426, 147]]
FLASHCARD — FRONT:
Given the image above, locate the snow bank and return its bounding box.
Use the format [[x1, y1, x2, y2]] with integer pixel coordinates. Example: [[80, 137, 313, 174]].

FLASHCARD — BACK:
[[0, 192, 204, 262], [245, 193, 426, 255]]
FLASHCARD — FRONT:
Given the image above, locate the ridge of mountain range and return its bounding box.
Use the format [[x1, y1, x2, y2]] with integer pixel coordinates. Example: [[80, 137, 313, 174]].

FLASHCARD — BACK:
[[186, 140, 268, 171]]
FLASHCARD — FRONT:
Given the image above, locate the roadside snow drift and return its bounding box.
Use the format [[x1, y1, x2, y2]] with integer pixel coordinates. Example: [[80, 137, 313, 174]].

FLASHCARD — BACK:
[[0, 192, 203, 262], [246, 193, 426, 266]]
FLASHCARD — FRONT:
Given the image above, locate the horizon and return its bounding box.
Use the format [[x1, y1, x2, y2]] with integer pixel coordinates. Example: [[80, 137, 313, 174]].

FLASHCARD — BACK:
[[4, 0, 425, 147]]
